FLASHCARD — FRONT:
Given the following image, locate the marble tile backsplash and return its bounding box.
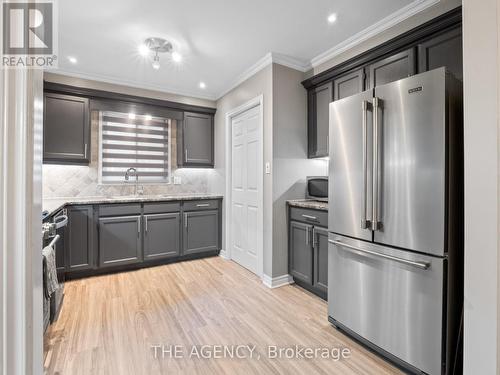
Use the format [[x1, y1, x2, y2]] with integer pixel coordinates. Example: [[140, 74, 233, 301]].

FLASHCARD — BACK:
[[43, 113, 215, 199]]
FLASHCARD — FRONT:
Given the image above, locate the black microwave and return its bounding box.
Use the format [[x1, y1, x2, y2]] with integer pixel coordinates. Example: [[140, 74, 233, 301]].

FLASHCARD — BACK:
[[306, 176, 328, 201]]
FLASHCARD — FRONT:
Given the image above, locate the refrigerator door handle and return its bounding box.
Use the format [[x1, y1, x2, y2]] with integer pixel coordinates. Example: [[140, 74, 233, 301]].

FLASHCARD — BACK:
[[361, 100, 371, 229], [372, 97, 381, 231], [328, 239, 430, 270]]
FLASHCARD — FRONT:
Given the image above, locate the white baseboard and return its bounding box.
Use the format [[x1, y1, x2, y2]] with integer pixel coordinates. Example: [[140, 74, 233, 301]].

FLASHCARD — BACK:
[[262, 274, 294, 289], [219, 249, 230, 260]]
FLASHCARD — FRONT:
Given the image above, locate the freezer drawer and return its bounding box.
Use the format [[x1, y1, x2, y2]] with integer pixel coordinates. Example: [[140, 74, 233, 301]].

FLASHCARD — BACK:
[[328, 234, 445, 375]]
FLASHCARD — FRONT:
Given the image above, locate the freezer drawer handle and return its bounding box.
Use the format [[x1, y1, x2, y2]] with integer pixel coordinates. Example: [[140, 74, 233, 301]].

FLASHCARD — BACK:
[[328, 239, 430, 270]]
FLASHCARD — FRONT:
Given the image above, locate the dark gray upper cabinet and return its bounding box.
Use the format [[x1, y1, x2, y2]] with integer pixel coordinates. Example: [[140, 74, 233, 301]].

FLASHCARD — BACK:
[[333, 68, 365, 101], [67, 206, 93, 271], [308, 82, 333, 158], [98, 215, 142, 268], [312, 226, 328, 294], [418, 27, 463, 81], [144, 213, 181, 260], [177, 112, 214, 168], [43, 93, 90, 165], [368, 48, 416, 88], [183, 210, 219, 255], [289, 221, 313, 284]]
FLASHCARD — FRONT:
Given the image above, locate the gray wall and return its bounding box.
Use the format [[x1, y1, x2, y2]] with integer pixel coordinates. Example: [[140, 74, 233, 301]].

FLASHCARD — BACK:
[[215, 63, 327, 279], [272, 64, 327, 277], [214, 65, 274, 276]]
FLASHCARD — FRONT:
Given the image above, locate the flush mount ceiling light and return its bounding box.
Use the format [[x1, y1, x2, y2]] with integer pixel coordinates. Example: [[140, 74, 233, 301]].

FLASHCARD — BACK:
[[141, 37, 181, 70]]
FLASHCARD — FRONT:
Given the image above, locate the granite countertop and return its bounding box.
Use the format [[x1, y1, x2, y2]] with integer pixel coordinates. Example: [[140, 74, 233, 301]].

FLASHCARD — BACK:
[[287, 199, 328, 211], [43, 194, 224, 218]]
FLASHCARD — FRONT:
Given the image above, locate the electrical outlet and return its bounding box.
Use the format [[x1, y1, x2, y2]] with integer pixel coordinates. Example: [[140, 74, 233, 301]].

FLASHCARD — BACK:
[[174, 176, 182, 185], [265, 162, 271, 174]]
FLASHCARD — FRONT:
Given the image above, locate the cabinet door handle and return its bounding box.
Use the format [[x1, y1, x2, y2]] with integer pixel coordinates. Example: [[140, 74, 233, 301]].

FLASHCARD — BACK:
[[196, 203, 210, 207], [84, 143, 88, 159], [305, 227, 309, 245], [185, 213, 188, 229], [185, 148, 188, 161], [145, 216, 148, 233], [137, 217, 141, 236], [312, 228, 316, 248]]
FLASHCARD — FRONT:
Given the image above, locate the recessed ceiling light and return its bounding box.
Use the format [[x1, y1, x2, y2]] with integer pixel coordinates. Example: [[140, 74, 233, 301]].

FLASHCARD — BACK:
[[172, 51, 182, 62], [67, 56, 77, 64], [199, 82, 206, 89], [327, 13, 337, 24], [138, 44, 149, 56], [128, 113, 136, 120]]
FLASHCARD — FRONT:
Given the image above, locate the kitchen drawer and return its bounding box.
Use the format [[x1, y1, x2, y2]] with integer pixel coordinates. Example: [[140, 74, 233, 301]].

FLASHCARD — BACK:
[[290, 207, 328, 227], [183, 200, 220, 211], [143, 202, 180, 214], [99, 203, 141, 217]]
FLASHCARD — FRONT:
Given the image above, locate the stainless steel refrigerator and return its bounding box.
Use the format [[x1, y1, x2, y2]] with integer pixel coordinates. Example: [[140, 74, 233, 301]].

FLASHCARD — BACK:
[[327, 68, 463, 375]]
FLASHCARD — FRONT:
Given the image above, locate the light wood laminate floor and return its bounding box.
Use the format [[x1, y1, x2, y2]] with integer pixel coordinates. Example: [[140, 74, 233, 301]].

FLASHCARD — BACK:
[[44, 256, 401, 375]]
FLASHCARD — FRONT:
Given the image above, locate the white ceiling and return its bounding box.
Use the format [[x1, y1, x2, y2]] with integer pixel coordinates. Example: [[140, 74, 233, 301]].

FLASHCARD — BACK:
[[56, 0, 427, 100]]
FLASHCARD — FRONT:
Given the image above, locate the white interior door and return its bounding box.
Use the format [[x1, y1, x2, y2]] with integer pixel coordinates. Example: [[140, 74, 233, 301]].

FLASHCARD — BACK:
[[231, 104, 263, 275]]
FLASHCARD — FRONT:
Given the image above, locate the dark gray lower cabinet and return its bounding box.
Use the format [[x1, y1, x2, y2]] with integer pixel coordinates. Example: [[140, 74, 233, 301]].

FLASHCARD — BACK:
[[98, 216, 142, 267], [289, 221, 313, 283], [67, 206, 93, 271], [312, 227, 328, 294], [183, 210, 219, 255], [59, 199, 221, 278], [144, 213, 181, 260], [288, 208, 328, 299]]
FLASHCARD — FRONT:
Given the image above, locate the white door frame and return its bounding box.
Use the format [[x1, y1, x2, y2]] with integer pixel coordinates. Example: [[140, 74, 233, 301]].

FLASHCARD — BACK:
[[1, 69, 44, 374], [224, 95, 264, 277]]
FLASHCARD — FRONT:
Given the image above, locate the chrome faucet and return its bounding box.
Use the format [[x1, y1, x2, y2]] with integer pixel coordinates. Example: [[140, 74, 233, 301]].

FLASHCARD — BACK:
[[125, 167, 143, 196]]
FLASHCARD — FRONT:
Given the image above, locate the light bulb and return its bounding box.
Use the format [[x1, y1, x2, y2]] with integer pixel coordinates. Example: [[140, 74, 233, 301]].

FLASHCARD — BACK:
[[138, 44, 149, 56], [152, 54, 160, 70], [172, 51, 182, 62]]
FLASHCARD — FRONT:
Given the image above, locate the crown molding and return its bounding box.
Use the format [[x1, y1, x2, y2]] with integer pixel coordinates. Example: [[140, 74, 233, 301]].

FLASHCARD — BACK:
[[310, 0, 440, 68], [271, 52, 312, 72], [216, 53, 273, 100], [216, 52, 310, 99], [47, 68, 218, 102]]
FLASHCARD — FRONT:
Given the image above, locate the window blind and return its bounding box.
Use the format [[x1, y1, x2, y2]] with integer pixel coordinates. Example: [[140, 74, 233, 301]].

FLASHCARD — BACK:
[[99, 111, 171, 183]]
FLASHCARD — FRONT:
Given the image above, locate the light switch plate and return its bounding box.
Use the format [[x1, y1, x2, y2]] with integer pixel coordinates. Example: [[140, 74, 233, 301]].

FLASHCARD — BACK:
[[174, 176, 182, 185], [265, 162, 271, 174]]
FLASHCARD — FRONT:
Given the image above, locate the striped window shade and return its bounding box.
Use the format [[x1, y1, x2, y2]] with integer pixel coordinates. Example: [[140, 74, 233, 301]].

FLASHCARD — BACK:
[[99, 111, 171, 183]]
